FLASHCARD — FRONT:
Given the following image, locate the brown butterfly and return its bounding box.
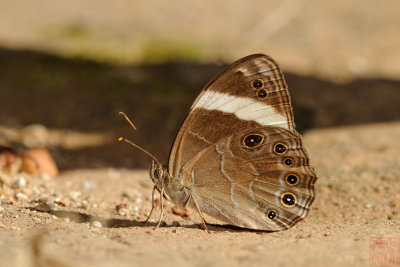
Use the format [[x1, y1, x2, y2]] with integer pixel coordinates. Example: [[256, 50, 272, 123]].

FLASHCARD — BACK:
[[120, 54, 317, 231]]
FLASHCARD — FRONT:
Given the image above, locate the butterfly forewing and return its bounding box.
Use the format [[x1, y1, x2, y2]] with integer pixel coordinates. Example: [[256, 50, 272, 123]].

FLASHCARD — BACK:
[[168, 54, 295, 179]]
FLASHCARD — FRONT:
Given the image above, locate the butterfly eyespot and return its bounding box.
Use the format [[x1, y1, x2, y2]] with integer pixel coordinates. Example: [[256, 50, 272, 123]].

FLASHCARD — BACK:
[[266, 209, 278, 220], [242, 133, 264, 149], [257, 89, 268, 99], [280, 193, 297, 207], [273, 143, 288, 155], [283, 157, 294, 166], [286, 174, 299, 186], [251, 79, 264, 89]]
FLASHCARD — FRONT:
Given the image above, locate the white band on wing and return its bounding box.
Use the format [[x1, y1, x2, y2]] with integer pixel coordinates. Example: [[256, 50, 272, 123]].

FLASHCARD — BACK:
[[192, 90, 289, 129]]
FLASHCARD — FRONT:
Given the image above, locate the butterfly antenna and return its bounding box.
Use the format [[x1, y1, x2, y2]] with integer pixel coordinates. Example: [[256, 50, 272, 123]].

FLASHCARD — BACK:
[[119, 112, 137, 130], [118, 112, 160, 165]]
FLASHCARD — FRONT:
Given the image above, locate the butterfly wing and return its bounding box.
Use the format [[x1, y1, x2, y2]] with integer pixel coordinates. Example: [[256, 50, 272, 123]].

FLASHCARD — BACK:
[[167, 54, 317, 230], [180, 126, 316, 231], [168, 54, 295, 178]]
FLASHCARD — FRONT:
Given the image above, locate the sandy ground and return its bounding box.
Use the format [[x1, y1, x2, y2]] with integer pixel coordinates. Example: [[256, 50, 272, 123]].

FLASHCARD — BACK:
[[1, 1, 399, 266], [1, 122, 399, 267]]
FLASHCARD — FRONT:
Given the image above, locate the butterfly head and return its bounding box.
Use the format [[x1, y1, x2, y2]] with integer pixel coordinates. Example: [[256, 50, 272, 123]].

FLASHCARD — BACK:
[[150, 160, 167, 186]]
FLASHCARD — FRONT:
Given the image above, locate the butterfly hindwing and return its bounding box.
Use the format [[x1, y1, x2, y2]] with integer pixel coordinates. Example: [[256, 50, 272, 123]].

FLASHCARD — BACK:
[[180, 126, 316, 231]]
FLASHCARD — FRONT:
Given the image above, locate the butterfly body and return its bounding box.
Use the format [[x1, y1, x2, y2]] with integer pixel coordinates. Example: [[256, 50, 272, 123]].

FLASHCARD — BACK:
[[146, 54, 317, 231]]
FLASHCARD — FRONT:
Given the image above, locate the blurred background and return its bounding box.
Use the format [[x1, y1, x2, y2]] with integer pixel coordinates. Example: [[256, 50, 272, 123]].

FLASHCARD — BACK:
[[0, 0, 399, 170]]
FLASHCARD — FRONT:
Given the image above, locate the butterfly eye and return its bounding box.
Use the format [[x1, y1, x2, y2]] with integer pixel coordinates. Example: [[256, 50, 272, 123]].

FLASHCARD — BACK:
[[251, 79, 264, 89], [274, 143, 288, 155], [242, 133, 264, 149], [286, 174, 299, 186], [257, 89, 268, 99], [266, 209, 278, 220], [280, 193, 297, 207], [153, 167, 163, 179], [283, 157, 294, 166]]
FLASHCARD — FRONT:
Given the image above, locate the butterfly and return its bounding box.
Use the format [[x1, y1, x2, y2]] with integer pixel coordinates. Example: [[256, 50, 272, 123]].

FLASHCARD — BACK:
[[120, 54, 317, 231]]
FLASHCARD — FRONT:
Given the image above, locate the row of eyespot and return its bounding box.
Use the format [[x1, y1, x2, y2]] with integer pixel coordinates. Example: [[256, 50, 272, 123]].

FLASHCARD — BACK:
[[251, 79, 268, 99], [248, 80, 297, 221], [242, 135, 295, 166]]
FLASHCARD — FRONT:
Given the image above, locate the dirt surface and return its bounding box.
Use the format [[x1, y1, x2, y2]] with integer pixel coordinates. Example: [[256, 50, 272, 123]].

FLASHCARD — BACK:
[[1, 1, 400, 266], [1, 122, 399, 267]]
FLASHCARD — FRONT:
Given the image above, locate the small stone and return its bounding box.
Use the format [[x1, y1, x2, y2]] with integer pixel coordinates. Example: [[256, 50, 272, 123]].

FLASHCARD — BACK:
[[115, 203, 129, 212], [11, 178, 26, 189], [172, 206, 193, 217], [80, 200, 89, 209], [48, 203, 58, 211], [92, 221, 102, 228], [0, 207, 4, 212], [33, 217, 41, 222], [365, 203, 373, 209], [15, 193, 28, 201], [118, 208, 129, 216]]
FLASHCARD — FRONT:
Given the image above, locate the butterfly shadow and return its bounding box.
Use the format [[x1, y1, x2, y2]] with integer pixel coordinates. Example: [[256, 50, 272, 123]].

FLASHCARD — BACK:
[[27, 204, 270, 233], [28, 204, 151, 228]]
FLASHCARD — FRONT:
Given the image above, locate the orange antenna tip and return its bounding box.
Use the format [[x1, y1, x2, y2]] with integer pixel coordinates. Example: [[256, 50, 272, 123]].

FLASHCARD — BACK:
[[118, 137, 124, 142], [118, 111, 137, 130]]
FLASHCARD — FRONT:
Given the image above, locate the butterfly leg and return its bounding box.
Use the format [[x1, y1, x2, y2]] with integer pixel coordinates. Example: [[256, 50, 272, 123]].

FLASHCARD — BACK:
[[144, 185, 157, 223], [154, 187, 165, 229], [187, 194, 210, 233]]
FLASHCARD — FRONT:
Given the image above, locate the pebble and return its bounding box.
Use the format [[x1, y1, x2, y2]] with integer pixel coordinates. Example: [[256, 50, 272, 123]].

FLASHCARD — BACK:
[[0, 207, 4, 212], [11, 177, 26, 189], [81, 200, 89, 209], [172, 206, 193, 217], [116, 203, 130, 216], [118, 208, 129, 216], [92, 221, 102, 228], [15, 193, 28, 201]]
